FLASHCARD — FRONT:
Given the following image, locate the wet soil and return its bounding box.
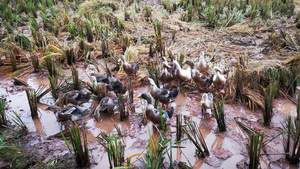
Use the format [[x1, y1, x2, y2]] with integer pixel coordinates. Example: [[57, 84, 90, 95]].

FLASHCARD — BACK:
[[1, 0, 300, 168], [0, 69, 298, 169]]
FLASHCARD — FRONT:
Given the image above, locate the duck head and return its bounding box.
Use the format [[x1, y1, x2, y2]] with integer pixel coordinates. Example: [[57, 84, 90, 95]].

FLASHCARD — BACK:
[[138, 93, 153, 105], [85, 64, 98, 76], [119, 55, 127, 64], [184, 60, 195, 69], [147, 78, 157, 87], [214, 66, 222, 73]]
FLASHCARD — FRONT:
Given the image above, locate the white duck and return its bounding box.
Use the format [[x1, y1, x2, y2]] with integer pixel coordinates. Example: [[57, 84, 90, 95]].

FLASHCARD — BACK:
[[196, 51, 209, 74], [172, 60, 191, 84], [200, 93, 213, 115], [213, 67, 227, 90]]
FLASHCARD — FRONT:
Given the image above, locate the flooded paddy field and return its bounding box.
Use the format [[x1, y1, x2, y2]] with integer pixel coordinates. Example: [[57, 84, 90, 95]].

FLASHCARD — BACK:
[[0, 0, 300, 168]]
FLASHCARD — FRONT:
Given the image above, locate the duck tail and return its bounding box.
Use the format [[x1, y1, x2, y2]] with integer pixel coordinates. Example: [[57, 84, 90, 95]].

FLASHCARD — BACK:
[[171, 87, 180, 98], [135, 64, 139, 71], [167, 107, 174, 118]]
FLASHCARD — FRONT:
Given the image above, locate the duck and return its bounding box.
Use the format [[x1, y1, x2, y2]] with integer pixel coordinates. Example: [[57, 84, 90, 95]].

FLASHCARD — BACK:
[[119, 54, 139, 76], [62, 90, 92, 105], [148, 78, 179, 109], [185, 61, 213, 91], [172, 60, 192, 84], [213, 67, 227, 90], [90, 67, 126, 95], [94, 97, 118, 120], [160, 67, 173, 87], [138, 93, 174, 126], [162, 56, 176, 76], [54, 105, 91, 121], [85, 64, 99, 76], [196, 51, 209, 74], [200, 93, 213, 115]]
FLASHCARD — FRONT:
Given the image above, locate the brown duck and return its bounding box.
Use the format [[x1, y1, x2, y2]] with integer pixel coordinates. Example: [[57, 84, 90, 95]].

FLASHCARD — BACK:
[[119, 55, 139, 76], [138, 93, 174, 126]]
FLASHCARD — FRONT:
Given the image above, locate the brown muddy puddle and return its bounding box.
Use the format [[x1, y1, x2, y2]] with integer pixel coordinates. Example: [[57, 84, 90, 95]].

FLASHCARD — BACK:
[[0, 67, 298, 169]]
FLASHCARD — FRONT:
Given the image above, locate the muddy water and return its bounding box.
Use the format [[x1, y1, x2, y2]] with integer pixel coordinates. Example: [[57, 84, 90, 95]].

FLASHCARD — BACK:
[[0, 67, 298, 168]]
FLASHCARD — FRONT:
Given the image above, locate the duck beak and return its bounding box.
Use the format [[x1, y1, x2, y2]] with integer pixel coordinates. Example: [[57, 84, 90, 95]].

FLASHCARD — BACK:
[[137, 95, 142, 99]]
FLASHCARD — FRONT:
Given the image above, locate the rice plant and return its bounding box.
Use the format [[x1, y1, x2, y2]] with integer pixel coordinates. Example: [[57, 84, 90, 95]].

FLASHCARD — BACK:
[[30, 52, 39, 72], [0, 99, 8, 127], [10, 52, 17, 71], [144, 5, 152, 20], [64, 124, 90, 167], [263, 80, 279, 126], [66, 48, 75, 66], [176, 114, 182, 141], [10, 111, 28, 134], [183, 121, 209, 158], [121, 34, 129, 52], [25, 88, 38, 119], [213, 99, 226, 132], [101, 40, 110, 58], [71, 66, 80, 90], [146, 127, 187, 168], [36, 85, 51, 102], [86, 21, 93, 42], [154, 22, 163, 57], [172, 27, 176, 42], [117, 94, 127, 121], [98, 133, 125, 168], [128, 78, 133, 104], [14, 34, 33, 50], [249, 132, 264, 169]]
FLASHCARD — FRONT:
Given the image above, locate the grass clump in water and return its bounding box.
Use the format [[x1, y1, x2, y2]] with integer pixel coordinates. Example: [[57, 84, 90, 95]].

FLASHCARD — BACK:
[[98, 133, 125, 168], [263, 80, 279, 126], [61, 124, 90, 167], [25, 88, 38, 119], [183, 121, 209, 158], [213, 98, 226, 132], [249, 132, 264, 169]]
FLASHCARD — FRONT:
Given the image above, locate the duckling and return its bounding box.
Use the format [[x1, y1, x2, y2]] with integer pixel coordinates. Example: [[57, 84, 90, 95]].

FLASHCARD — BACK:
[[213, 67, 227, 90], [63, 90, 92, 105], [148, 78, 179, 109], [200, 93, 213, 115], [94, 97, 118, 120], [55, 105, 91, 121], [185, 61, 213, 91], [196, 51, 209, 74], [119, 55, 139, 76], [138, 93, 174, 126], [172, 60, 191, 84]]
